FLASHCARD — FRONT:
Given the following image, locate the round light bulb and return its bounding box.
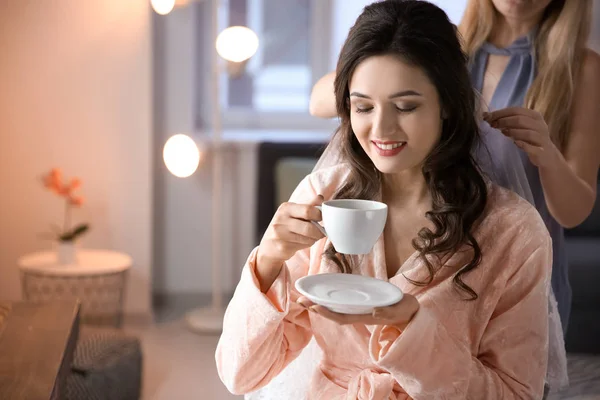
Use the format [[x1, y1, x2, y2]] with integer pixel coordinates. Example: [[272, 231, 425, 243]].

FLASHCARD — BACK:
[[151, 0, 175, 15], [163, 134, 201, 178], [216, 26, 259, 63]]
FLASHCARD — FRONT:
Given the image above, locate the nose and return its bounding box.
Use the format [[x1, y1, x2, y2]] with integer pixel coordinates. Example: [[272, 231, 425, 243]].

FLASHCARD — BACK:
[[372, 106, 399, 138]]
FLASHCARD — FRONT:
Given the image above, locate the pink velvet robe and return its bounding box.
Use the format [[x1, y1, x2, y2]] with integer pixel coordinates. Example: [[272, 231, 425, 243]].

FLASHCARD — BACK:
[[216, 164, 551, 399]]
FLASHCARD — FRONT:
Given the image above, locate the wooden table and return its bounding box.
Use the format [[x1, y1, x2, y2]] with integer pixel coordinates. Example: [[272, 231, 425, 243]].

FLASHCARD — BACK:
[[0, 300, 80, 400]]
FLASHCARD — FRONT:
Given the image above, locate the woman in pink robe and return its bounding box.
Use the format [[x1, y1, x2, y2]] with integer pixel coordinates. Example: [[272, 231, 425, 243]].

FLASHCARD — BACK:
[[216, 1, 551, 399]]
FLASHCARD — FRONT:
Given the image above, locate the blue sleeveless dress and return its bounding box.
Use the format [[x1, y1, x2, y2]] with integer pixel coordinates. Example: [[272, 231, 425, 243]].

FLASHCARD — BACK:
[[470, 33, 571, 332]]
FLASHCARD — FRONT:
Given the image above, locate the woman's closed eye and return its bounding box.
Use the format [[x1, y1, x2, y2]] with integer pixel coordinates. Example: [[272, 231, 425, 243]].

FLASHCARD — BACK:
[[395, 104, 418, 113], [353, 102, 419, 114], [355, 106, 374, 114]]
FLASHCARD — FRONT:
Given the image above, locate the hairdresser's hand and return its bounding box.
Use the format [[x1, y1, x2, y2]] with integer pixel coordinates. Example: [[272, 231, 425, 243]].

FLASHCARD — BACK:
[[484, 107, 561, 169], [255, 195, 325, 292], [297, 293, 419, 330]]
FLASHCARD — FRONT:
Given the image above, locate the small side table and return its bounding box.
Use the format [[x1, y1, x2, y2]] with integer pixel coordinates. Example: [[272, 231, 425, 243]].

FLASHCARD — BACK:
[[18, 250, 132, 327]]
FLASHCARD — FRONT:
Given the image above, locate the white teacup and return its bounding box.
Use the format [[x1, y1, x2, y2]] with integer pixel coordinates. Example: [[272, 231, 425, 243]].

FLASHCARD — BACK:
[[314, 199, 388, 255]]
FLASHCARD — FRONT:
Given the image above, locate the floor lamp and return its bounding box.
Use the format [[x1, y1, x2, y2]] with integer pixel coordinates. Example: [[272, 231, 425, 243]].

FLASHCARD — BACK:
[[160, 0, 259, 333]]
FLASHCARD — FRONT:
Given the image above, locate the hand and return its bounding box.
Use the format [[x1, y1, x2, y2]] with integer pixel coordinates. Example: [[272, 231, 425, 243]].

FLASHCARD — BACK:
[[297, 293, 419, 330], [483, 107, 561, 169], [256, 194, 326, 279]]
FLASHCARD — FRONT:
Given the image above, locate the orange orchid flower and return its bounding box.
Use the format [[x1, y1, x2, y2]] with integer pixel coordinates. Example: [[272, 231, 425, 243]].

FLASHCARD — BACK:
[[43, 171, 60, 194], [41, 167, 89, 242], [69, 178, 82, 190], [69, 195, 85, 207], [50, 168, 62, 185], [58, 186, 72, 197], [43, 175, 56, 191], [42, 169, 84, 198], [49, 168, 61, 178]]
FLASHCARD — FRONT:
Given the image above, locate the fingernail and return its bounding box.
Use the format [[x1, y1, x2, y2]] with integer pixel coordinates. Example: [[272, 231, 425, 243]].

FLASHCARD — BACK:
[[309, 306, 318, 312]]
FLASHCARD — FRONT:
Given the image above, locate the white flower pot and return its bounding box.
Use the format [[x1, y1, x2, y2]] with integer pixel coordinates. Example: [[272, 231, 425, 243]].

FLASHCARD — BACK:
[[57, 241, 78, 265]]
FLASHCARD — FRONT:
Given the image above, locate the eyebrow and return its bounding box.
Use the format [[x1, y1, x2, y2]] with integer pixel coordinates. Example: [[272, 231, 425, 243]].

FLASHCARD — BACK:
[[349, 90, 422, 99]]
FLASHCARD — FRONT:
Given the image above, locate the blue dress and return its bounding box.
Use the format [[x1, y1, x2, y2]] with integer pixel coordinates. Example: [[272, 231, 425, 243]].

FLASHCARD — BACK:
[[470, 33, 572, 332]]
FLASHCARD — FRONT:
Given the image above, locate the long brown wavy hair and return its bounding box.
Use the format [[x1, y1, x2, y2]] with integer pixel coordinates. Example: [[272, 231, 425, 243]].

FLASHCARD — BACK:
[[324, 0, 488, 300]]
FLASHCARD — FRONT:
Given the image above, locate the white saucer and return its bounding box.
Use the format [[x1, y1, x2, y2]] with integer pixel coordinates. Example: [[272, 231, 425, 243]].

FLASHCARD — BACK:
[[295, 273, 403, 315]]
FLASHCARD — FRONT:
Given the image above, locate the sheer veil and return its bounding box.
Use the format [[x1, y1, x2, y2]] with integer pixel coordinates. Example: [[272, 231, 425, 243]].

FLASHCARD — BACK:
[[474, 121, 569, 391], [310, 116, 569, 388]]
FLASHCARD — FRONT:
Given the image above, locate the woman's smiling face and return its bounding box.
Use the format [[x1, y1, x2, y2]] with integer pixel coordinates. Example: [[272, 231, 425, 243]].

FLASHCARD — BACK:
[[349, 54, 443, 176]]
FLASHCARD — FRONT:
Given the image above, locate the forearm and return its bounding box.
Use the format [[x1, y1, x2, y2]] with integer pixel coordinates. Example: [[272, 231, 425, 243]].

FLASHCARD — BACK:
[[216, 249, 311, 394], [309, 71, 337, 119], [256, 248, 284, 293], [540, 151, 596, 228]]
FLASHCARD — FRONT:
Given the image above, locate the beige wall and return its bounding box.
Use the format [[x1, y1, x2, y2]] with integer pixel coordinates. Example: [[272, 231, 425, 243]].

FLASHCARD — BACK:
[[0, 0, 153, 315]]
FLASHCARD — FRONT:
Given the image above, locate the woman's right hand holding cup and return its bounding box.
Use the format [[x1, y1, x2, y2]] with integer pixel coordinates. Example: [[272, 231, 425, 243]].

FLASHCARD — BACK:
[[255, 195, 325, 292]]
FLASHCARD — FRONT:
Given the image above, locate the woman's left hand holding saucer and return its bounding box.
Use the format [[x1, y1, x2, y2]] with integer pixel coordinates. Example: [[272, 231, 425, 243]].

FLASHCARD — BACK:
[[297, 294, 419, 330]]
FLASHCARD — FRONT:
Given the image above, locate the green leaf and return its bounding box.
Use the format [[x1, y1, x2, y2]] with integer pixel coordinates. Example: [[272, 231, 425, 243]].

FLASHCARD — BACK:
[[59, 233, 72, 241], [71, 224, 89, 236], [59, 224, 89, 241]]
